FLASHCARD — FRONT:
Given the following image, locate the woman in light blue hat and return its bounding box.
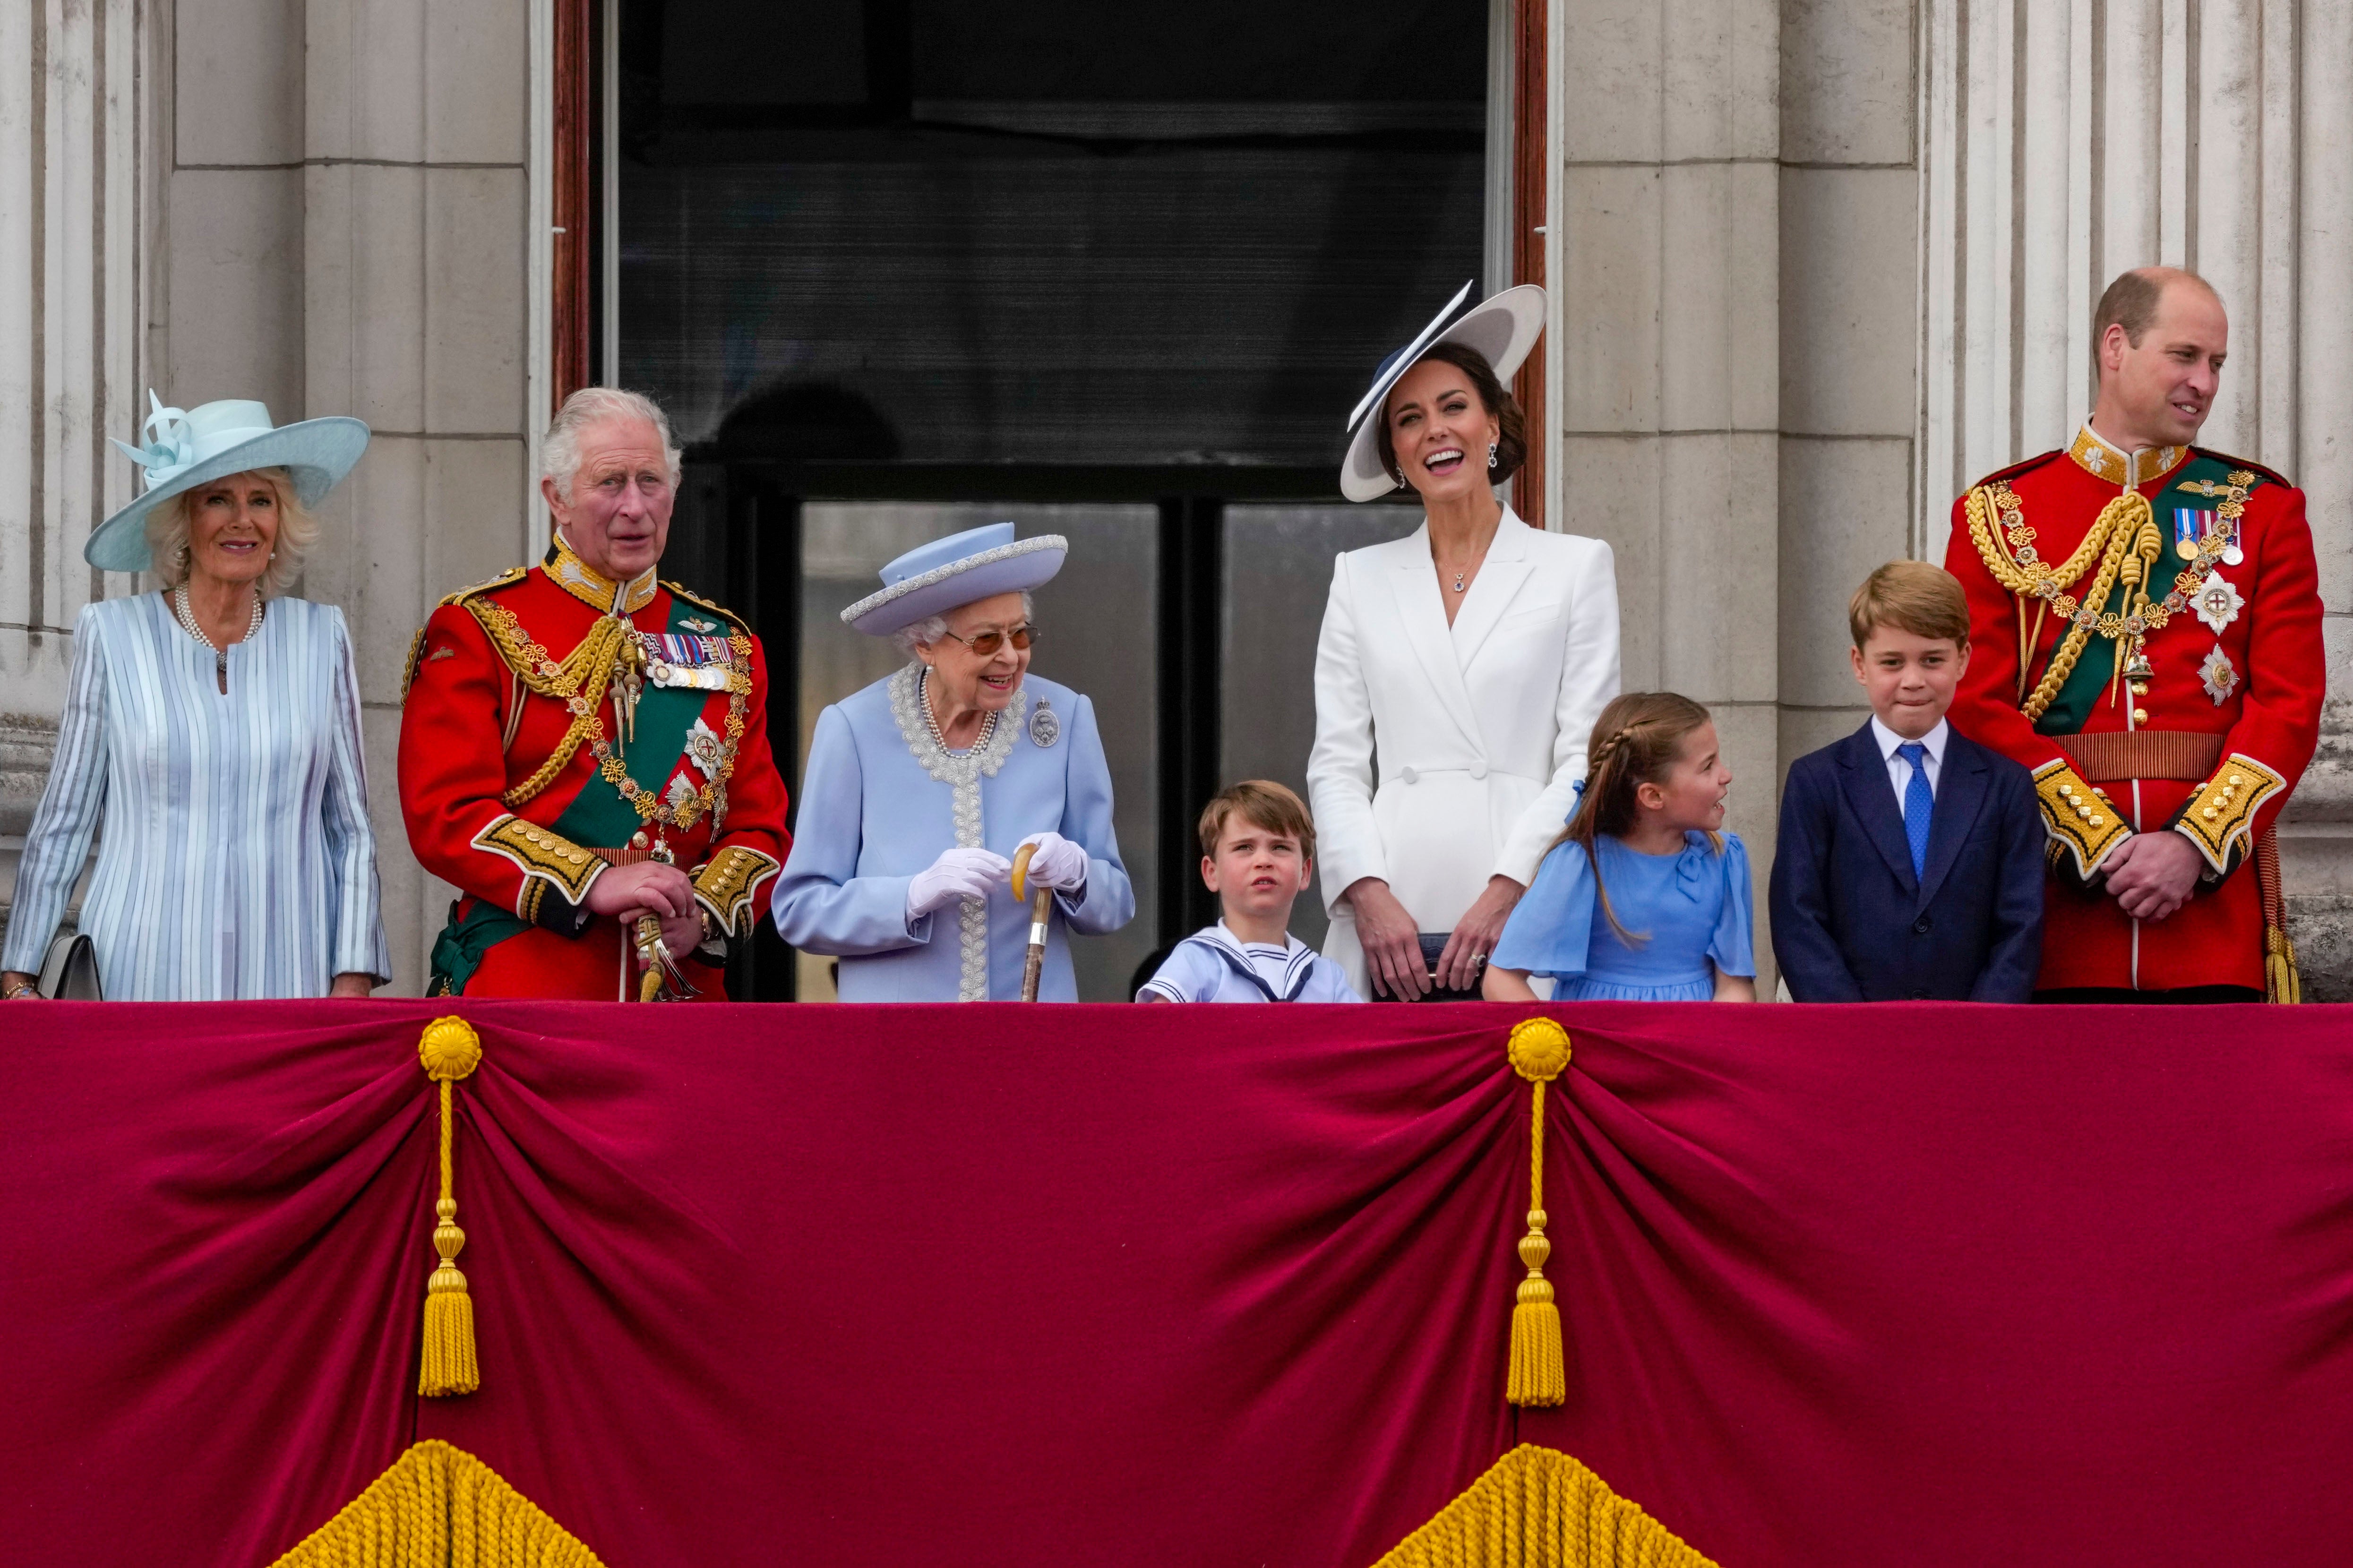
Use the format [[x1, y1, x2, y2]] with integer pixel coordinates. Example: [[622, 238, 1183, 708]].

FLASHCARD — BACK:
[[772, 523, 1135, 1000], [0, 395, 391, 1000]]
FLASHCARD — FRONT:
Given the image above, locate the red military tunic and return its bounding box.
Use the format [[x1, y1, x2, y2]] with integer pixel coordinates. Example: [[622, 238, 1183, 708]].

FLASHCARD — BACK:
[[1943, 425, 2323, 994], [398, 538, 791, 999]]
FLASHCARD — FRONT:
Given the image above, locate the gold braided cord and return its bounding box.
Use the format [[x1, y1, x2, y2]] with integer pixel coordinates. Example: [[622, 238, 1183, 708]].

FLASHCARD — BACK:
[[463, 600, 750, 825], [1966, 486, 2153, 722], [266, 1440, 604, 1568], [464, 603, 636, 807], [1372, 1444, 1718, 1568]]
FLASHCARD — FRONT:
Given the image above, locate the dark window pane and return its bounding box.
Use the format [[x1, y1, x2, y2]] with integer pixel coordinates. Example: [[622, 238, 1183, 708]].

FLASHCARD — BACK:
[[1220, 503, 1419, 953]]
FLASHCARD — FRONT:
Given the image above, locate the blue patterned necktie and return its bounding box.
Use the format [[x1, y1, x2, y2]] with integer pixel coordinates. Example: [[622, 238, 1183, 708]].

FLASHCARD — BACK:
[[1897, 741, 1932, 880]]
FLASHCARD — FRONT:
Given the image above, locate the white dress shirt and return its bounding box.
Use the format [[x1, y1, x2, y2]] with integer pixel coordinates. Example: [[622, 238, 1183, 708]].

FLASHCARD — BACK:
[[1871, 715, 1948, 811]]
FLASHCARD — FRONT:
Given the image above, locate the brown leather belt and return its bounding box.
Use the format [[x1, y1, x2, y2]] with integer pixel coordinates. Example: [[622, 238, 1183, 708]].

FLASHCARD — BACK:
[[2053, 729, 2224, 784]]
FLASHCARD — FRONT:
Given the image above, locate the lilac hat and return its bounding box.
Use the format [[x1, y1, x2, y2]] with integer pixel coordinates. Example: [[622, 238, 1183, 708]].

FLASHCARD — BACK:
[[841, 523, 1068, 636]]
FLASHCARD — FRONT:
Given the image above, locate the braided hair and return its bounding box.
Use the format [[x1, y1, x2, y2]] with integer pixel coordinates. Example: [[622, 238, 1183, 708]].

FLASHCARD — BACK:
[[1550, 691, 1720, 943]]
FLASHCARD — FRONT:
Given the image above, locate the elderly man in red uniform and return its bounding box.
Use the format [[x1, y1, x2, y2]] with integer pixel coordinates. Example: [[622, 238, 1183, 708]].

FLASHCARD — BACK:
[[1944, 267, 2323, 1002], [399, 388, 790, 999]]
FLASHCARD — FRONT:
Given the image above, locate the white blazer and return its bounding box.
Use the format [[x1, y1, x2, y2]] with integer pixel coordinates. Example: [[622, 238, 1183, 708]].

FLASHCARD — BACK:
[[1307, 509, 1620, 992]]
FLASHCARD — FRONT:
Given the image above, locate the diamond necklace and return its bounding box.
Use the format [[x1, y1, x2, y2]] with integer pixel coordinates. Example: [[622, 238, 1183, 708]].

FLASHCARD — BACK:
[[920, 668, 998, 755], [172, 583, 264, 683]]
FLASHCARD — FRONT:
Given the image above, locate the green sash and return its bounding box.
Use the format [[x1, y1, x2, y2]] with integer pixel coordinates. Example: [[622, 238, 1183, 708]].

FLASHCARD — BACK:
[[2033, 453, 2253, 736], [427, 596, 732, 994]]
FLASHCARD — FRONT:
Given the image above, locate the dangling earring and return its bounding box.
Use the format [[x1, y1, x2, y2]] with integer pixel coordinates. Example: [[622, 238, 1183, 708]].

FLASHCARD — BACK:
[[1487, 441, 1498, 470], [1393, 467, 1408, 489]]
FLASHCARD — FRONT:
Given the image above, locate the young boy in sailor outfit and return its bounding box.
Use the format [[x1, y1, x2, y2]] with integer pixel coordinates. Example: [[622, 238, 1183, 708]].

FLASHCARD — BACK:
[[1139, 781, 1361, 1004]]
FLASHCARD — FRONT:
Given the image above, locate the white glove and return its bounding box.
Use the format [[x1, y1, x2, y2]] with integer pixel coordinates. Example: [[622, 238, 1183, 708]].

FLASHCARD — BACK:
[[906, 847, 1011, 922], [1014, 831, 1089, 894]]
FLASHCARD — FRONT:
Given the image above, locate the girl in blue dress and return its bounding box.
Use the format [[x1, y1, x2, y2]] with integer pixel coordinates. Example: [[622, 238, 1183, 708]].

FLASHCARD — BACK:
[[1484, 691, 1756, 1002]]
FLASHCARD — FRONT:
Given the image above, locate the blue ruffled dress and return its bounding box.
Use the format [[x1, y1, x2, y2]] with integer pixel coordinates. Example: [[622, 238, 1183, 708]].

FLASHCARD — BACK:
[[1490, 831, 1755, 1002]]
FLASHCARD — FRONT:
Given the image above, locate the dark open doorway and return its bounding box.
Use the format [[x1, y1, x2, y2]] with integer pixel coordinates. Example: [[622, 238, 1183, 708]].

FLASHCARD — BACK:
[[610, 0, 1493, 997]]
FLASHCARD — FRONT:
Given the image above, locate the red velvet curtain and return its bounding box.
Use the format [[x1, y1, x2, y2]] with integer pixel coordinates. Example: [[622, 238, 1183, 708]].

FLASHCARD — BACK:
[[8, 1001, 2352, 1565]]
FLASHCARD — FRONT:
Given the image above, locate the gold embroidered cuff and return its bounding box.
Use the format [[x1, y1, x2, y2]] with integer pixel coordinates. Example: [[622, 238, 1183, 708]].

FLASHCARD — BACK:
[[2032, 760, 2131, 880], [473, 814, 605, 909], [2171, 753, 2285, 876], [692, 845, 782, 938]]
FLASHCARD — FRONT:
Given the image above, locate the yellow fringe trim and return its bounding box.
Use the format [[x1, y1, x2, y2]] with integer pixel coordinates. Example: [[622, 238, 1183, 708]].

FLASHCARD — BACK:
[[1373, 1444, 1718, 1568], [267, 1440, 604, 1568], [418, 1017, 484, 1397], [1506, 1019, 1572, 1408]]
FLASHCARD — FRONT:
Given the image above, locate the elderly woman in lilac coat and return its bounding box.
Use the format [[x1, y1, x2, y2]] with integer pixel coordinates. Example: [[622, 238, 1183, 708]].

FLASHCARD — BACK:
[[771, 525, 1134, 1001]]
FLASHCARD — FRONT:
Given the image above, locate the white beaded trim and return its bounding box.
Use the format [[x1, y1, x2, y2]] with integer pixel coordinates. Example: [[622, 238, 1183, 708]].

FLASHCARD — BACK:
[[887, 661, 1029, 1001], [840, 536, 1067, 629]]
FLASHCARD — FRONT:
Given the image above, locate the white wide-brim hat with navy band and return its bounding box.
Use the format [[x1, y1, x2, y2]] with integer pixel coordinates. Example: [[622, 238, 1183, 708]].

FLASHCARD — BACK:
[[83, 392, 371, 572], [1339, 282, 1547, 503], [841, 523, 1068, 637]]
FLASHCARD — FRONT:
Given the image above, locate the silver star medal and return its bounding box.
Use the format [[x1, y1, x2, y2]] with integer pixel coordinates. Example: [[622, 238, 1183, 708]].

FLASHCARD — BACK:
[[685, 717, 725, 780], [2191, 572, 2244, 634], [1028, 700, 1061, 748], [2199, 644, 2240, 705]]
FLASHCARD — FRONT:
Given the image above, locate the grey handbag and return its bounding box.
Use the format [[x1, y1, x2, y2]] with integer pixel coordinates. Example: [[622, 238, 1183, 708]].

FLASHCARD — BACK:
[[38, 932, 103, 1000]]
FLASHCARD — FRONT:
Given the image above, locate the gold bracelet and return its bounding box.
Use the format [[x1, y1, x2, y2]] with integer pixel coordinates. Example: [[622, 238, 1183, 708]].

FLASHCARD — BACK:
[[2, 980, 39, 1000]]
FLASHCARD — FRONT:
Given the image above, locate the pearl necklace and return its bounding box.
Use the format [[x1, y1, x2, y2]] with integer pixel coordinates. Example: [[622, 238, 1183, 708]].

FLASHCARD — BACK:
[[920, 668, 997, 755], [172, 583, 264, 681]]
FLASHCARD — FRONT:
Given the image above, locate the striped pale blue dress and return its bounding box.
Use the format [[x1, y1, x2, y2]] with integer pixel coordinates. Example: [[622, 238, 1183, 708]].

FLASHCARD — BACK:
[[1, 593, 390, 998]]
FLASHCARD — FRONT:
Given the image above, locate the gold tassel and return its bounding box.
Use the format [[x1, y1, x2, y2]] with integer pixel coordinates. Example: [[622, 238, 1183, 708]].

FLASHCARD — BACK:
[[2267, 925, 2302, 1005], [417, 1016, 484, 1397], [1505, 1018, 1572, 1408]]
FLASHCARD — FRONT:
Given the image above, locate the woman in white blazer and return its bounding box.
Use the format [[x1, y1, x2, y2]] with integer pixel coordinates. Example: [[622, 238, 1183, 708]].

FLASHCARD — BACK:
[[1308, 284, 1620, 1000]]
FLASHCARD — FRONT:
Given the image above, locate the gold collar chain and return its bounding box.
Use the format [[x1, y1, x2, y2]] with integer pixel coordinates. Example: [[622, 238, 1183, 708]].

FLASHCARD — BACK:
[[545, 533, 658, 616]]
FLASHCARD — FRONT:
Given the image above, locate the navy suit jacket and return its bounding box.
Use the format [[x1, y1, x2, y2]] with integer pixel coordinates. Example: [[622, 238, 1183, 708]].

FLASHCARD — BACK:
[[1770, 721, 2045, 1002]]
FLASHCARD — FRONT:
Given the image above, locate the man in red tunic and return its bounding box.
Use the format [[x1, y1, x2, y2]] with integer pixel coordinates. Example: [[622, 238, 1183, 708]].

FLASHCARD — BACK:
[[398, 389, 790, 999], [1943, 267, 2323, 1001]]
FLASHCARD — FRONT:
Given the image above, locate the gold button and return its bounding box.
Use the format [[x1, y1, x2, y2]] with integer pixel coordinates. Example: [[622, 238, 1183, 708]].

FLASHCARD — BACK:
[[2203, 807, 2218, 820], [2089, 814, 2104, 827], [568, 851, 585, 864], [2132, 708, 2148, 723], [2076, 805, 2091, 819], [2229, 773, 2245, 785]]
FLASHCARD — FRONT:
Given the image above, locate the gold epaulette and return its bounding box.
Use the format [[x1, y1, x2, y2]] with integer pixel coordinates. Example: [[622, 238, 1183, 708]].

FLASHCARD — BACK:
[[400, 567, 531, 703], [663, 581, 749, 633], [2030, 759, 2131, 881], [438, 566, 530, 608], [2173, 754, 2286, 876]]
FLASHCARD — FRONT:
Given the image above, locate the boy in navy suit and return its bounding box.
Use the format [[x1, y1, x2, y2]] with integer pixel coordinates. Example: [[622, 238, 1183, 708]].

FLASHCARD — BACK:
[[1771, 561, 2044, 1001]]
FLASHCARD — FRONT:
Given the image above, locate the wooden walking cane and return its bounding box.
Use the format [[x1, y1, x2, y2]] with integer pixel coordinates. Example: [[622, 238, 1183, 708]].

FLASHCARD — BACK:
[[1009, 843, 1055, 1002]]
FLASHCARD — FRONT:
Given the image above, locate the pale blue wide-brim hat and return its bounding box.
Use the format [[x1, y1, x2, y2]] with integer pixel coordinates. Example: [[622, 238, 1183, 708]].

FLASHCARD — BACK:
[[83, 392, 371, 571], [841, 523, 1068, 637], [1340, 281, 1546, 502]]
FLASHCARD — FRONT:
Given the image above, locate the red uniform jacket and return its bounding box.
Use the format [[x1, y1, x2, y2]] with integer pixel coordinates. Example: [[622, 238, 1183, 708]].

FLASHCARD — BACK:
[[1943, 427, 2323, 994], [398, 544, 791, 999]]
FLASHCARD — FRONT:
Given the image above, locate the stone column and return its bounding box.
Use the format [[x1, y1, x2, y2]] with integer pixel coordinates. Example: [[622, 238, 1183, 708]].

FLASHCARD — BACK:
[[0, 0, 145, 945], [1555, 0, 1784, 978], [1919, 0, 2353, 993], [294, 0, 534, 992], [1776, 0, 1924, 870]]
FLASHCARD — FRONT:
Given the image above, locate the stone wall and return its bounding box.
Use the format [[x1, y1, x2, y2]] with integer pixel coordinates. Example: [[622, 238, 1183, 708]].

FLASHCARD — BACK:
[[0, 0, 537, 990], [4, 0, 2349, 995]]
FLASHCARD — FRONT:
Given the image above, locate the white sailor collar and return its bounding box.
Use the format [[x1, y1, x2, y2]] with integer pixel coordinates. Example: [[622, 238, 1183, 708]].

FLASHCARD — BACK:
[[1191, 920, 1320, 1000]]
